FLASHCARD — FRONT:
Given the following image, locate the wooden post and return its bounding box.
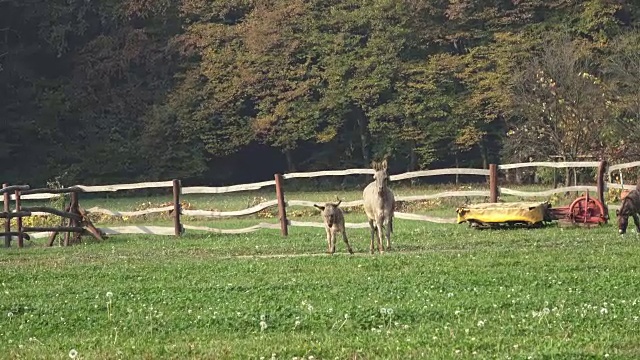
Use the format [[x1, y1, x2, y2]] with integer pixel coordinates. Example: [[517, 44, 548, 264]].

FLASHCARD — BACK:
[[3, 183, 10, 247], [597, 160, 608, 223], [274, 174, 288, 236], [173, 179, 182, 237], [489, 164, 498, 203], [64, 192, 79, 246], [71, 191, 81, 244], [14, 189, 23, 248]]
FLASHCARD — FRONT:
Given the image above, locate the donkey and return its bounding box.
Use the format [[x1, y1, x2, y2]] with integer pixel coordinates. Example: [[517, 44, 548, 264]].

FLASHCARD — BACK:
[[363, 159, 395, 254], [314, 198, 354, 255], [616, 188, 640, 235]]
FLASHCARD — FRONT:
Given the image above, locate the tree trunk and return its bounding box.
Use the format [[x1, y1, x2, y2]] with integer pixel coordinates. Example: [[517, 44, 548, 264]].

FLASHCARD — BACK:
[[479, 141, 488, 170], [356, 110, 370, 167], [408, 142, 417, 172], [408, 143, 418, 186], [284, 149, 295, 172], [455, 155, 460, 186]]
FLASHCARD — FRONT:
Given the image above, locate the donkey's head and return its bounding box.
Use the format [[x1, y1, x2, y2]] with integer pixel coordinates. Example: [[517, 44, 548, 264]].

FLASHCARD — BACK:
[[314, 198, 343, 228], [372, 159, 389, 195], [616, 208, 629, 235]]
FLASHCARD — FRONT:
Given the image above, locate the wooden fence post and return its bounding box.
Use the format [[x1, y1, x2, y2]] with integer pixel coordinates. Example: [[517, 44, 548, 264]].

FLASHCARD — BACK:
[[489, 164, 498, 203], [274, 174, 288, 236], [64, 191, 79, 246], [173, 179, 182, 237], [597, 160, 608, 222], [15, 189, 23, 248], [3, 183, 10, 247]]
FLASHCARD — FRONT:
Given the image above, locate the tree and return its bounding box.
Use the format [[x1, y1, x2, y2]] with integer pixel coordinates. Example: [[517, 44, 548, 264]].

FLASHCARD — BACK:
[[506, 35, 611, 184], [603, 29, 640, 162]]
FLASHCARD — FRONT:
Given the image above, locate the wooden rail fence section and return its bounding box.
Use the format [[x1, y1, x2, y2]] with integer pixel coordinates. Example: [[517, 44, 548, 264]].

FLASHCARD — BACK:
[[2, 159, 638, 246]]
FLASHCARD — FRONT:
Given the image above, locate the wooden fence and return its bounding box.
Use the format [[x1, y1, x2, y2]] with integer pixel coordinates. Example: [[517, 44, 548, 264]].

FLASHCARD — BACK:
[[2, 159, 638, 248]]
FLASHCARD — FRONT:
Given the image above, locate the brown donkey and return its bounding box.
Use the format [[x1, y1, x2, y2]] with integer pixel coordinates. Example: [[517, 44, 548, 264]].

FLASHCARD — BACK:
[[363, 159, 395, 254], [314, 198, 354, 254], [616, 189, 640, 235]]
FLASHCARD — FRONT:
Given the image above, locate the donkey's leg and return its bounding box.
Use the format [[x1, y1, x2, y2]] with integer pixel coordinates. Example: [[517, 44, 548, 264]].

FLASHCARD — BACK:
[[342, 230, 354, 254], [375, 221, 385, 254], [325, 227, 332, 254], [384, 217, 392, 251], [368, 219, 376, 254], [330, 229, 337, 254], [633, 213, 640, 233]]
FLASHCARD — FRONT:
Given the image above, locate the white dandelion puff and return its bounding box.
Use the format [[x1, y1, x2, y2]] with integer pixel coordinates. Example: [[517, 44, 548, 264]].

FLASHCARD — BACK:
[[600, 307, 608, 315], [69, 349, 78, 359], [106, 292, 113, 299]]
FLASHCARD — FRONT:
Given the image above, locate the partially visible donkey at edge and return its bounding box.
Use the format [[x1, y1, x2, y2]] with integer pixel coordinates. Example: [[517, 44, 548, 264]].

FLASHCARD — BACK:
[[616, 188, 640, 235], [314, 198, 354, 255], [363, 159, 395, 254]]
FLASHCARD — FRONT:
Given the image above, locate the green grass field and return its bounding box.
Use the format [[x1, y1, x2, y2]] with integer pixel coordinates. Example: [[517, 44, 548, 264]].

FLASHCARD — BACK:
[[2, 184, 638, 359]]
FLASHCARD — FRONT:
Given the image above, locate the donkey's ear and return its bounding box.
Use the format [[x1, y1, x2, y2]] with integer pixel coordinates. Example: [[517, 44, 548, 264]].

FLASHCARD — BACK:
[[314, 204, 325, 211], [381, 159, 388, 169]]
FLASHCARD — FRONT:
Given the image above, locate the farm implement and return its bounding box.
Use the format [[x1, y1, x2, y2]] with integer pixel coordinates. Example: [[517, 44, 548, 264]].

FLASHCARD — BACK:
[[456, 192, 608, 229]]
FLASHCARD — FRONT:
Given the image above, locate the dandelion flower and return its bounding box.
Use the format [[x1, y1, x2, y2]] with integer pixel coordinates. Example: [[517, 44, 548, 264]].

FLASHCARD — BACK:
[[106, 292, 113, 299], [7, 312, 13, 318], [380, 308, 387, 315], [387, 308, 394, 315], [69, 349, 78, 359]]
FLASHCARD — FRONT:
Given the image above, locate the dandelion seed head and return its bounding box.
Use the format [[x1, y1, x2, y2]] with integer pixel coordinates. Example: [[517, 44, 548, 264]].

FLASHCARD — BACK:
[[69, 349, 78, 359], [106, 292, 113, 299]]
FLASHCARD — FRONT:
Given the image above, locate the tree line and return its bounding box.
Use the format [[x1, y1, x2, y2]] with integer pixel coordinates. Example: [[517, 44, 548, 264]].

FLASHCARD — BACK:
[[2, 0, 640, 187]]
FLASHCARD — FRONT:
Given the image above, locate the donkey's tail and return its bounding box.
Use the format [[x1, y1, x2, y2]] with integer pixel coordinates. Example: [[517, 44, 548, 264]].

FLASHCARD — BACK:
[[390, 216, 393, 233]]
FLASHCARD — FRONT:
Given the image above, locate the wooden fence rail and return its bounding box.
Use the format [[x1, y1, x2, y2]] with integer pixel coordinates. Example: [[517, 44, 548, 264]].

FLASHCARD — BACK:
[[4, 159, 640, 247]]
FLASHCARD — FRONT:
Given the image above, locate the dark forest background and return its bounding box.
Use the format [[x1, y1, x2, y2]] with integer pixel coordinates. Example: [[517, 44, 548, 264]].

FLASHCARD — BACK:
[[3, 0, 640, 187]]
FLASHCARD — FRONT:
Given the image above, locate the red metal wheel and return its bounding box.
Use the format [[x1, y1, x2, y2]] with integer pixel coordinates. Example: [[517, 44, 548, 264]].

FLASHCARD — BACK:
[[568, 193, 606, 225]]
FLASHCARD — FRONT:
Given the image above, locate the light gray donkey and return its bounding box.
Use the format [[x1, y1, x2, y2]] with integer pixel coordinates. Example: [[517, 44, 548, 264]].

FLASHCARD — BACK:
[[363, 159, 395, 254], [314, 198, 354, 255]]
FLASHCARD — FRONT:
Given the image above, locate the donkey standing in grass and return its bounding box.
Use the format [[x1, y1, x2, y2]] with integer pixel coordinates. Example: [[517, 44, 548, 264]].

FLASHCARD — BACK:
[[616, 188, 640, 235], [363, 159, 395, 254], [314, 198, 354, 255]]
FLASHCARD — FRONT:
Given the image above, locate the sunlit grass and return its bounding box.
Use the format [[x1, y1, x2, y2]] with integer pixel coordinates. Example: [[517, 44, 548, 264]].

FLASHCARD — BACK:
[[2, 218, 640, 359], [1, 184, 634, 358]]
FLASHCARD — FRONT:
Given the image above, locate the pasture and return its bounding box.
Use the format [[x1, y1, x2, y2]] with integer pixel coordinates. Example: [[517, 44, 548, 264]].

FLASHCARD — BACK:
[[1, 184, 640, 359]]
